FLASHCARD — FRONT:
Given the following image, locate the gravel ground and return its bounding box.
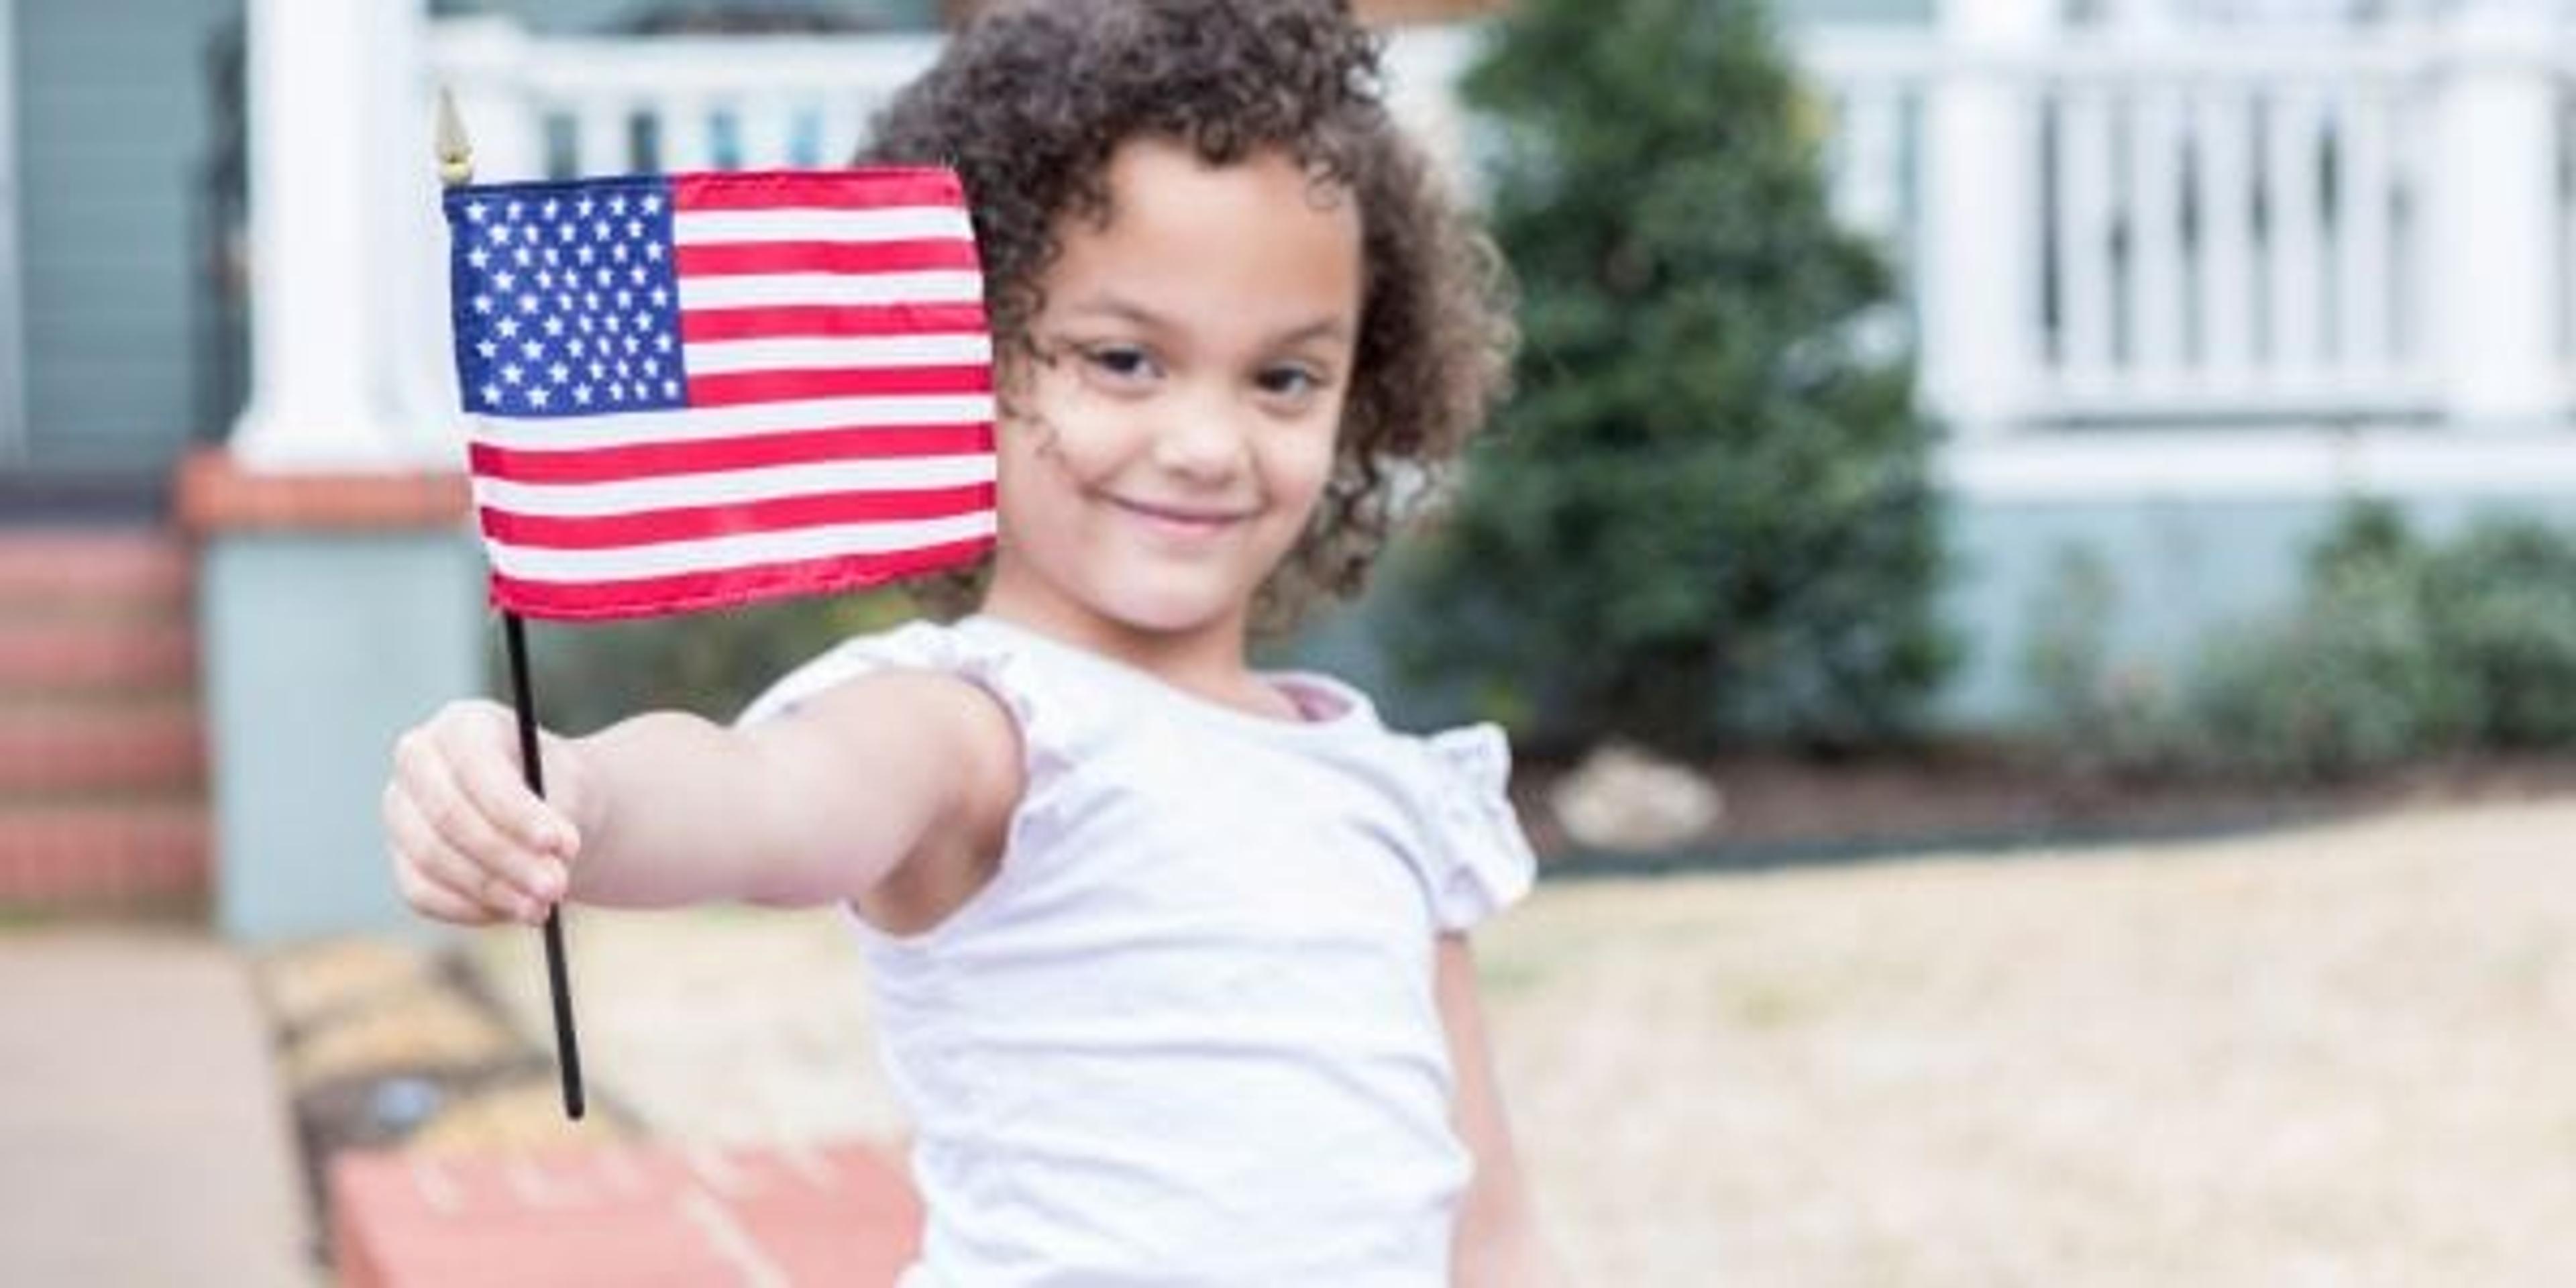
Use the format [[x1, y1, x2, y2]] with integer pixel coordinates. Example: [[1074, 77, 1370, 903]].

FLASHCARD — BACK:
[[460, 798, 2576, 1287]]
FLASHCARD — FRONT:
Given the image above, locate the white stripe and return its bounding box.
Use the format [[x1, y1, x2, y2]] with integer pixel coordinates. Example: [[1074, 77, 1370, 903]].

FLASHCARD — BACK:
[[475, 454, 996, 517], [671, 206, 973, 246], [486, 511, 998, 582], [681, 333, 993, 376], [677, 271, 986, 311], [471, 394, 994, 451]]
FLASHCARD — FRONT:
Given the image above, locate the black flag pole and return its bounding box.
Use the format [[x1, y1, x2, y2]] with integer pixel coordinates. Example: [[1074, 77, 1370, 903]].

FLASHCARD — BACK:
[[441, 89, 586, 1120]]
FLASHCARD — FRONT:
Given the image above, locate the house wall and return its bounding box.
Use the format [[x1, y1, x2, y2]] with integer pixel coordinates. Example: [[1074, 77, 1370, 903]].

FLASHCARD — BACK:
[[13, 0, 237, 477]]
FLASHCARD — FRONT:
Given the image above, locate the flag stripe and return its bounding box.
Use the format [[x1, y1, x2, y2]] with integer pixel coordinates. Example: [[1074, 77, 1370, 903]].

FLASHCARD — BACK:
[[469, 425, 996, 485], [474, 454, 997, 516], [686, 364, 993, 409], [682, 334, 994, 376], [674, 239, 983, 278], [481, 483, 998, 551], [483, 511, 999, 582], [680, 303, 990, 343], [677, 271, 986, 311], [470, 394, 996, 453], [672, 207, 975, 247], [672, 169, 965, 213], [490, 537, 995, 621]]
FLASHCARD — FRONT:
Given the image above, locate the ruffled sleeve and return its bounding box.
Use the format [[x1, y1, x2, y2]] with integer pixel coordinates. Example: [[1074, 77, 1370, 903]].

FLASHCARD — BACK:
[[735, 620, 1069, 780], [1415, 722, 1539, 932]]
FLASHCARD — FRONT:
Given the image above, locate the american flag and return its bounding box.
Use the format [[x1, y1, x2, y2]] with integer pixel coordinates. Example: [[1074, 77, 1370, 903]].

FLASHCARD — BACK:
[[441, 168, 997, 621]]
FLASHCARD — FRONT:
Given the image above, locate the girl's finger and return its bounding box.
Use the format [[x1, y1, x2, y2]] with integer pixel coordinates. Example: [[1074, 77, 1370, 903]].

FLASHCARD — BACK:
[[392, 853, 502, 926], [450, 714, 580, 860], [402, 743, 561, 902], [386, 787, 549, 922]]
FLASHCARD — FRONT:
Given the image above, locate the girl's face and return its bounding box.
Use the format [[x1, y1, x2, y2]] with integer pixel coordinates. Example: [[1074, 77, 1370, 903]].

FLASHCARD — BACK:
[[982, 137, 1364, 657]]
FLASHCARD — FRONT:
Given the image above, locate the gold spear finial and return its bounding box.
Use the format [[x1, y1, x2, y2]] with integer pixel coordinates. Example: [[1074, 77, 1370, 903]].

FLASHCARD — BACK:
[[436, 87, 475, 188]]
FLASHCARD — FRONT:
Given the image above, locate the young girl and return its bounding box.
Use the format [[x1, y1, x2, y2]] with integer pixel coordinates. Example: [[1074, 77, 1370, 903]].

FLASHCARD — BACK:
[[384, 1, 1556, 1281]]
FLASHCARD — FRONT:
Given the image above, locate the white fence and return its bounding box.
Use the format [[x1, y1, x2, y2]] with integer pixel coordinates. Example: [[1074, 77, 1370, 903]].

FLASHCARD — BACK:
[[426, 15, 2576, 465]]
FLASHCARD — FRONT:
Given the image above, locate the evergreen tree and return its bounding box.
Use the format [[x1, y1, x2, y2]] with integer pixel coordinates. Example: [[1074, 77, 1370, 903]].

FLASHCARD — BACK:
[[1397, 0, 1951, 755]]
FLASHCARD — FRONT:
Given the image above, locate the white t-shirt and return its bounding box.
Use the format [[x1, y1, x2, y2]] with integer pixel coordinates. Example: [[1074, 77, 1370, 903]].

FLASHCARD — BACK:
[[738, 614, 1536, 1287]]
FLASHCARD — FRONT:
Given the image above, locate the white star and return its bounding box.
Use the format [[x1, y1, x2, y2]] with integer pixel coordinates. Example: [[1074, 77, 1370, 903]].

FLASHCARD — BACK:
[[557, 222, 577, 242], [476, 339, 498, 360], [472, 294, 494, 315], [464, 200, 488, 223], [629, 266, 648, 286], [521, 339, 545, 362], [654, 333, 674, 354], [574, 384, 594, 406], [610, 243, 628, 264], [642, 356, 661, 376], [548, 362, 570, 384], [643, 242, 664, 263], [467, 247, 491, 270], [615, 288, 633, 309], [625, 219, 643, 239], [622, 335, 641, 355], [480, 382, 501, 405], [568, 337, 587, 357], [641, 194, 663, 214], [649, 286, 668, 307], [604, 314, 623, 334], [496, 318, 521, 339], [493, 270, 517, 290], [608, 195, 627, 217], [517, 293, 540, 315], [536, 270, 555, 290], [513, 245, 533, 267], [501, 362, 524, 386], [662, 379, 680, 398], [541, 198, 560, 220], [506, 200, 525, 221], [542, 316, 564, 337], [526, 386, 551, 409], [593, 219, 613, 241], [576, 195, 595, 218]]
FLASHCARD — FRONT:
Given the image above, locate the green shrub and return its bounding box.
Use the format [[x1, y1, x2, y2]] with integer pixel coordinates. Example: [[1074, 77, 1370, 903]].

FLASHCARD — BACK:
[[2419, 518, 2576, 747], [1389, 0, 1951, 757]]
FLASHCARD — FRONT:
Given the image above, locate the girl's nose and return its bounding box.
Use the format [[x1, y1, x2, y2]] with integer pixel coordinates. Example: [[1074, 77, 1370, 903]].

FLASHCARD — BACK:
[[1148, 383, 1250, 480]]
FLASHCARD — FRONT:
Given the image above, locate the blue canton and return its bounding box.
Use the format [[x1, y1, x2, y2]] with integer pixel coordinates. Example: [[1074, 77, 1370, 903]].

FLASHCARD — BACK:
[[445, 178, 688, 418]]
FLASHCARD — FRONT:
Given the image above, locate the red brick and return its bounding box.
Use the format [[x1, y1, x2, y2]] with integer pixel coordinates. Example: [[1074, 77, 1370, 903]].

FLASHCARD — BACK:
[[0, 702, 205, 794], [0, 529, 192, 611], [332, 1140, 923, 1288], [0, 619, 197, 694], [0, 801, 207, 906]]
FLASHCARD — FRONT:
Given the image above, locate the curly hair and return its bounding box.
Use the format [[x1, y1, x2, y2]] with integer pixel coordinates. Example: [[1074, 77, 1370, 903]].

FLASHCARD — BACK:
[[862, 0, 1515, 629]]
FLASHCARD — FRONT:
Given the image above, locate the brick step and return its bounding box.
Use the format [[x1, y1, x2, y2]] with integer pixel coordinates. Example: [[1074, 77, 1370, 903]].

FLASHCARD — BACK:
[[0, 618, 198, 694], [332, 1140, 921, 1288], [0, 527, 192, 617], [0, 799, 208, 907], [0, 700, 205, 796]]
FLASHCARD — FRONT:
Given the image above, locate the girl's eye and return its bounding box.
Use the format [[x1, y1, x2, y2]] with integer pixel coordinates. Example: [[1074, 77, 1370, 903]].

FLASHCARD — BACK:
[[1084, 345, 1158, 382], [1257, 366, 1325, 399]]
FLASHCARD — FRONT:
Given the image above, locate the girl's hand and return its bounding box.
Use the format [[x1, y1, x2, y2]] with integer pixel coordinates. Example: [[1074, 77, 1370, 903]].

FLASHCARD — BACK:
[[382, 699, 594, 926]]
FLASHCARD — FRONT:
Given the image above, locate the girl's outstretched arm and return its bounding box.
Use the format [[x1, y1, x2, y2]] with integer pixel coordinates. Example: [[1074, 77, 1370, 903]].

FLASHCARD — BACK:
[[1438, 932, 1566, 1287], [384, 671, 1022, 922]]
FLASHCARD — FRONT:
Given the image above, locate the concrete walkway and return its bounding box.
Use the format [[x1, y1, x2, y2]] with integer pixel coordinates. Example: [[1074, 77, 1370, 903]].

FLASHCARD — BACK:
[[0, 927, 313, 1287]]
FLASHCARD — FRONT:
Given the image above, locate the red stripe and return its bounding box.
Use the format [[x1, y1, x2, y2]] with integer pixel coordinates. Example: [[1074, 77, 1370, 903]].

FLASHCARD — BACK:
[[470, 425, 995, 484], [480, 484, 996, 551], [674, 239, 982, 278], [687, 365, 994, 408], [680, 304, 990, 343], [490, 537, 996, 622], [672, 169, 966, 213]]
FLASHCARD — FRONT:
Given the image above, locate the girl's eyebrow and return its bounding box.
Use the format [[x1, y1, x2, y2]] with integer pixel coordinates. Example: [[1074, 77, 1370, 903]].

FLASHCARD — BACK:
[[1065, 293, 1352, 347]]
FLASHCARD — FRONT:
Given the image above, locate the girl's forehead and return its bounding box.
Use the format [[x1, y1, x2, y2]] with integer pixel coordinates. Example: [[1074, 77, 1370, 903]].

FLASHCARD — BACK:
[[1039, 138, 1362, 327]]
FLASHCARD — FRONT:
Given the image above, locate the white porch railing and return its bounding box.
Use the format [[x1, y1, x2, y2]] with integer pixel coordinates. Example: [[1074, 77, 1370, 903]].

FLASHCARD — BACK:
[[415, 14, 2576, 491]]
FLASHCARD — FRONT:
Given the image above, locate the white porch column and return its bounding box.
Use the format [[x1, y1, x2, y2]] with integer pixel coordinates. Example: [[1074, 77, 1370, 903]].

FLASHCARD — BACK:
[[2428, 1, 2563, 432], [1920, 0, 2052, 439], [230, 0, 438, 470]]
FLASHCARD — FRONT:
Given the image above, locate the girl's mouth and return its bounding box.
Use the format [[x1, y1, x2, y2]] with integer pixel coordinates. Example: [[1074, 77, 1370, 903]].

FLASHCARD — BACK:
[[1108, 496, 1253, 537]]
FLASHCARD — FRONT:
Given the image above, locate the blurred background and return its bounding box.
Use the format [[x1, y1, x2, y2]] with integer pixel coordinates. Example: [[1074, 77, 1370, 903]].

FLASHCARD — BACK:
[[6, 0, 2576, 1283]]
